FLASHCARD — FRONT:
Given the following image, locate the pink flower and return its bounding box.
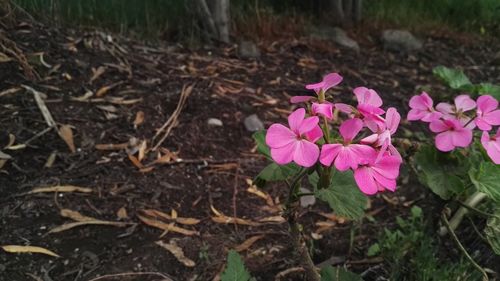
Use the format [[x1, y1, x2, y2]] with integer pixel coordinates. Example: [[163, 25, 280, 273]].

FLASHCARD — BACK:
[[475, 95, 500, 131], [436, 95, 476, 127], [305, 73, 343, 94], [362, 107, 402, 161], [429, 118, 473, 152], [407, 92, 442, 122], [291, 72, 343, 103], [353, 87, 385, 132], [312, 102, 334, 120], [353, 154, 401, 195], [266, 108, 323, 167], [481, 129, 500, 164], [320, 118, 376, 171]]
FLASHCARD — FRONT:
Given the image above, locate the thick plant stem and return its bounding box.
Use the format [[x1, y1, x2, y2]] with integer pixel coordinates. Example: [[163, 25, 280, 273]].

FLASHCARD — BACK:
[[439, 191, 487, 236], [284, 169, 321, 281]]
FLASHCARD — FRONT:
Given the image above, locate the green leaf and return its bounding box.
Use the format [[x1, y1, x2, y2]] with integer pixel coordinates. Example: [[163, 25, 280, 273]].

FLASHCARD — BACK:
[[320, 266, 363, 281], [484, 210, 500, 255], [310, 170, 367, 220], [413, 145, 466, 200], [367, 243, 381, 256], [252, 130, 270, 158], [469, 161, 500, 203], [221, 250, 252, 281], [433, 66, 472, 90], [477, 83, 500, 100], [410, 206, 423, 219], [254, 162, 300, 185]]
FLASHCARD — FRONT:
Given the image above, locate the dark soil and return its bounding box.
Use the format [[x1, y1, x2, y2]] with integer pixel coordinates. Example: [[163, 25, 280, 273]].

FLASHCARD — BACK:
[[1, 16, 499, 281]]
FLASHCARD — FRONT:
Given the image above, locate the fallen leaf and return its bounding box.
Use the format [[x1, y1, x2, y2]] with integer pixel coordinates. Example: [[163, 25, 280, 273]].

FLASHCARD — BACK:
[[44, 151, 57, 168], [96, 85, 112, 97], [117, 207, 128, 219], [235, 235, 264, 252], [0, 87, 21, 97], [133, 111, 145, 128], [90, 66, 106, 83], [96, 105, 118, 113], [155, 240, 195, 267], [137, 215, 198, 236], [0, 159, 7, 169], [0, 150, 12, 159], [71, 90, 94, 102], [27, 185, 92, 194], [25, 273, 43, 281], [0, 52, 12, 62], [48, 220, 129, 234], [58, 125, 76, 153], [258, 216, 285, 223], [60, 209, 95, 222], [6, 134, 16, 147], [141, 209, 200, 225], [1, 245, 60, 257], [138, 140, 147, 162], [5, 144, 26, 150], [210, 205, 260, 226], [128, 154, 143, 169]]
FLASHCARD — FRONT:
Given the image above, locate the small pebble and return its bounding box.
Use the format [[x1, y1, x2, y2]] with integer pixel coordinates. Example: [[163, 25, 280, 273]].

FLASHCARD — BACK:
[[244, 114, 264, 132], [207, 118, 223, 127]]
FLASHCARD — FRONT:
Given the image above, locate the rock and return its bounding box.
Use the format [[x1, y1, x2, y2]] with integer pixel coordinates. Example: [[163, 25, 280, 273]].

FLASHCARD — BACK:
[[243, 114, 264, 132], [238, 41, 260, 58], [381, 30, 423, 52], [300, 187, 316, 207], [207, 118, 223, 127], [311, 27, 359, 52]]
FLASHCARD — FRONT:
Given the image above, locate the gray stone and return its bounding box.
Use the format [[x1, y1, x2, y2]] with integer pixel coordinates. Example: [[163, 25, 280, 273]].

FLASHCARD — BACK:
[[238, 41, 260, 58], [311, 27, 360, 52], [300, 187, 316, 207], [381, 30, 423, 52], [243, 114, 264, 132], [207, 118, 223, 127]]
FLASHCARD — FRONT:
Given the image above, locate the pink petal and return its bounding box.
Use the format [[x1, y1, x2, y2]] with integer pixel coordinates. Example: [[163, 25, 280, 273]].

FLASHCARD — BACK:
[[351, 144, 378, 164], [409, 92, 432, 110], [372, 155, 401, 179], [481, 131, 491, 147], [358, 104, 385, 116], [436, 102, 454, 115], [335, 103, 354, 114], [360, 133, 378, 144], [322, 73, 343, 92], [483, 110, 500, 126], [270, 142, 296, 165], [298, 116, 320, 135], [385, 107, 400, 134], [407, 109, 426, 121], [291, 96, 314, 103], [354, 87, 383, 107], [454, 94, 476, 112], [421, 111, 442, 122], [266, 124, 297, 148], [372, 172, 397, 191], [288, 108, 305, 133], [312, 102, 333, 120], [305, 81, 325, 92], [496, 128, 500, 138], [293, 140, 319, 167], [429, 120, 449, 133], [435, 132, 455, 152], [305, 126, 323, 143], [354, 167, 378, 195], [451, 129, 472, 148], [477, 95, 498, 114], [481, 132, 500, 164], [320, 144, 342, 166], [476, 117, 493, 131], [340, 118, 363, 141], [334, 147, 360, 171], [388, 145, 403, 162]]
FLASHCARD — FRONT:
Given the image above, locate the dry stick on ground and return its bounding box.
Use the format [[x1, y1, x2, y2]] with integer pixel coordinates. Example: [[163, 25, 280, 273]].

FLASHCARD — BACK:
[[232, 161, 240, 232], [21, 85, 57, 128], [87, 271, 174, 281], [152, 84, 194, 151], [0, 33, 39, 80]]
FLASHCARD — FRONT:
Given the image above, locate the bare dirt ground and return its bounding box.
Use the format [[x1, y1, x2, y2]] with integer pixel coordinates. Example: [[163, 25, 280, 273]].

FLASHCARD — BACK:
[[1, 17, 499, 281]]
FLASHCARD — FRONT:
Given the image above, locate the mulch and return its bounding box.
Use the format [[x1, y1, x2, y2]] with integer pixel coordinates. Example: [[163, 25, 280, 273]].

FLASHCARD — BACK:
[[0, 15, 499, 281]]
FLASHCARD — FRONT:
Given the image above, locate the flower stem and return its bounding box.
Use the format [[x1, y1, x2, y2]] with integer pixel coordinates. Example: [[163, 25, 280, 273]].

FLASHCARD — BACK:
[[439, 191, 487, 236], [284, 169, 321, 281]]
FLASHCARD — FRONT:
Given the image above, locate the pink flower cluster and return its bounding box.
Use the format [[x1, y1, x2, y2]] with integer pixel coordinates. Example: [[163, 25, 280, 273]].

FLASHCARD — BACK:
[[408, 92, 500, 164], [265, 73, 402, 195]]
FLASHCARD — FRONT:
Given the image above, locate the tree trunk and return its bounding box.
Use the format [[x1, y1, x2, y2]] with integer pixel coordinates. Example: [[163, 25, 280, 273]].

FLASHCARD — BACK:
[[194, 0, 218, 40], [353, 0, 362, 23], [330, 0, 344, 25], [342, 0, 352, 26], [212, 0, 230, 43]]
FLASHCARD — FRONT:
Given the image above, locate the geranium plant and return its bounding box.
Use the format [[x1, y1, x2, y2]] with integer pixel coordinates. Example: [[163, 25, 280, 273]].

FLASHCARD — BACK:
[[253, 72, 402, 280], [408, 66, 500, 280]]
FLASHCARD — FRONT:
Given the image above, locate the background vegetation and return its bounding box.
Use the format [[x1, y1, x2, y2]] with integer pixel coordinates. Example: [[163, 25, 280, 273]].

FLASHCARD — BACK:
[[11, 0, 500, 41]]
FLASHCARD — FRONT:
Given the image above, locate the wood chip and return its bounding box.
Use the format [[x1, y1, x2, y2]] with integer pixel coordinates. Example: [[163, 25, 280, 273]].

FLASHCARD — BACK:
[[27, 185, 93, 194], [210, 205, 260, 226], [133, 111, 145, 128], [117, 207, 128, 219], [95, 142, 129, 150], [1, 245, 60, 257], [155, 240, 195, 267]]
